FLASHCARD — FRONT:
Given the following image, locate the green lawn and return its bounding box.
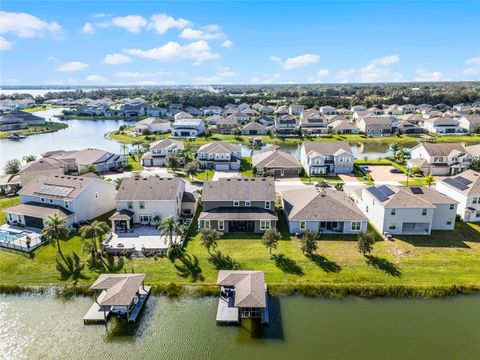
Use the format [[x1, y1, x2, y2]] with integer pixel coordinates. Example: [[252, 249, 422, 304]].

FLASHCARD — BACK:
[[0, 196, 19, 224], [127, 155, 143, 171], [195, 170, 215, 182], [399, 179, 432, 186], [0, 122, 68, 138]]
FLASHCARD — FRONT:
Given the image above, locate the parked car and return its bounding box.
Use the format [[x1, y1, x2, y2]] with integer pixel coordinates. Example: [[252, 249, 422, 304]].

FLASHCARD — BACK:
[[112, 167, 124, 173], [390, 168, 403, 174], [361, 165, 371, 172]]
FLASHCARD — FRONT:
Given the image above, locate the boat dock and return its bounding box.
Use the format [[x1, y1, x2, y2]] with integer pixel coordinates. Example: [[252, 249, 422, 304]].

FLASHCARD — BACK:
[[83, 290, 111, 324], [127, 285, 151, 323], [216, 295, 240, 324]]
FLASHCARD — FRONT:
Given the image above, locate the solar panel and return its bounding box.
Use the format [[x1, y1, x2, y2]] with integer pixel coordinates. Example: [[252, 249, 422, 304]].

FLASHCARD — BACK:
[[455, 176, 472, 186], [410, 187, 424, 194], [377, 185, 395, 196], [443, 178, 468, 191], [367, 186, 389, 202], [37, 184, 75, 197]]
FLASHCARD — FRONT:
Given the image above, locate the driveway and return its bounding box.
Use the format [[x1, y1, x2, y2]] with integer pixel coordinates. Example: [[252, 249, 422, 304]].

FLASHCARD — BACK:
[[368, 165, 406, 183], [275, 180, 314, 192], [211, 170, 239, 181]]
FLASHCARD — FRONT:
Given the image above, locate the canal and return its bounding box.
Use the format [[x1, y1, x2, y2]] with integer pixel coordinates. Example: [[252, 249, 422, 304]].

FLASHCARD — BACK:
[[0, 294, 478, 360]]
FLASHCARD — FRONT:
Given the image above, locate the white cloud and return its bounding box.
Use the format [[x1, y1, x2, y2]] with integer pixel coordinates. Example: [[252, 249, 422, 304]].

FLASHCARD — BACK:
[[55, 61, 88, 72], [317, 69, 330, 77], [270, 53, 319, 70], [358, 55, 401, 82], [0, 11, 62, 39], [415, 69, 446, 81], [93, 13, 108, 19], [111, 15, 148, 33], [179, 25, 223, 40], [218, 67, 238, 77], [102, 53, 133, 65], [124, 40, 220, 63], [0, 36, 13, 51], [86, 75, 107, 83], [148, 13, 191, 34], [336, 69, 355, 79], [250, 73, 281, 84], [221, 40, 233, 48], [81, 22, 94, 34], [371, 54, 399, 66], [465, 56, 480, 65], [194, 75, 224, 84], [462, 68, 480, 76], [114, 71, 171, 78], [47, 56, 58, 62]]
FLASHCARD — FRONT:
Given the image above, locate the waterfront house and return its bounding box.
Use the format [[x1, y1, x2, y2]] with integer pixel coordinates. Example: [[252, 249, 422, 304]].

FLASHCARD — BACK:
[[142, 138, 184, 167], [352, 185, 457, 236], [216, 270, 268, 325], [0, 110, 45, 131], [19, 158, 66, 186], [199, 177, 277, 233], [5, 174, 115, 229], [435, 170, 480, 222], [289, 104, 305, 115], [131, 117, 171, 135], [357, 116, 393, 136], [240, 121, 268, 135], [420, 117, 464, 135], [282, 188, 368, 234], [299, 109, 328, 135], [274, 115, 298, 136], [197, 141, 241, 171], [408, 143, 473, 175], [110, 176, 185, 231], [328, 120, 359, 134], [319, 106, 336, 115], [174, 111, 193, 121], [215, 117, 239, 134], [458, 114, 480, 133], [252, 148, 301, 177], [171, 118, 205, 138], [395, 121, 424, 135], [202, 105, 223, 116], [300, 141, 354, 175]]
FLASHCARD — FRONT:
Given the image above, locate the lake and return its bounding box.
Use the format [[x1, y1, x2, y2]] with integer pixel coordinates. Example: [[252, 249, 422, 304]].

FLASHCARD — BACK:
[[0, 293, 478, 360]]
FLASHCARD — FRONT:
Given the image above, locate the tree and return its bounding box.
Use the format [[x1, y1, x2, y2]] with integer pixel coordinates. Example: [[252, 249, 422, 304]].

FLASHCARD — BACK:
[[79, 220, 110, 270], [157, 216, 179, 246], [78, 163, 99, 175], [4, 159, 21, 175], [231, 127, 241, 139], [114, 178, 123, 190], [43, 214, 69, 266], [300, 230, 318, 256], [152, 215, 161, 224], [389, 142, 401, 158], [424, 174, 435, 187], [200, 228, 222, 254], [185, 161, 199, 180], [22, 155, 36, 163], [120, 143, 129, 155], [357, 232, 376, 256], [262, 229, 281, 255], [167, 154, 180, 172], [469, 159, 480, 172]]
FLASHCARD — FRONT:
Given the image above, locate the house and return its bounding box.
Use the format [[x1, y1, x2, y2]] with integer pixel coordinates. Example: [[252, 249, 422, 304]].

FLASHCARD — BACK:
[[328, 120, 359, 134], [258, 105, 275, 115], [319, 106, 336, 115], [202, 106, 223, 116], [110, 177, 185, 231], [240, 121, 268, 135], [436, 170, 480, 222], [408, 143, 473, 175], [215, 117, 239, 134], [227, 112, 250, 123], [420, 117, 464, 135], [289, 104, 305, 115], [145, 107, 167, 117], [395, 121, 424, 135], [300, 141, 354, 175], [282, 188, 368, 234], [42, 148, 127, 174], [185, 106, 203, 116], [4, 174, 116, 229], [465, 143, 480, 159], [274, 105, 289, 116], [458, 114, 480, 133], [131, 117, 171, 135], [257, 115, 275, 127], [368, 107, 384, 115], [300, 109, 328, 135], [121, 104, 146, 117], [383, 104, 402, 115], [352, 185, 457, 236], [197, 141, 241, 170], [274, 115, 298, 136], [19, 158, 66, 186], [206, 115, 223, 125], [352, 110, 374, 120], [171, 118, 205, 138], [351, 105, 367, 112], [336, 108, 351, 115], [453, 103, 471, 112], [252, 148, 301, 177], [241, 108, 258, 117], [397, 104, 416, 113], [174, 111, 194, 121], [0, 110, 45, 131], [199, 177, 277, 233], [142, 138, 184, 167], [357, 116, 393, 136]]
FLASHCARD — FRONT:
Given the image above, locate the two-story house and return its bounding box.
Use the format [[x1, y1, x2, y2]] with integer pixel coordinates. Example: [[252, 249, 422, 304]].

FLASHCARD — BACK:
[[435, 170, 480, 222], [199, 177, 277, 233], [300, 141, 354, 176], [215, 117, 239, 134], [408, 143, 473, 175], [319, 106, 336, 116], [110, 177, 185, 231], [357, 116, 393, 136], [142, 138, 184, 167], [458, 114, 480, 133], [420, 117, 464, 135], [197, 141, 241, 171], [288, 104, 305, 116], [5, 174, 115, 229], [299, 109, 328, 135], [274, 115, 299, 136], [171, 118, 205, 138], [352, 185, 457, 236]]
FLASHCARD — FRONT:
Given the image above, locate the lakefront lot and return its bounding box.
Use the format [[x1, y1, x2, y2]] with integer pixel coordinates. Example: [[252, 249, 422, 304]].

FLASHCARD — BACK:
[[1, 199, 479, 290]]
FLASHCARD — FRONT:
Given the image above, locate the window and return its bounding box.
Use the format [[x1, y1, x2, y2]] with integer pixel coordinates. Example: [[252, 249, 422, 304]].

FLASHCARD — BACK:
[[265, 201, 271, 210], [449, 204, 455, 210], [300, 221, 306, 230], [391, 209, 396, 216], [49, 199, 53, 204], [139, 215, 151, 223], [218, 220, 224, 231], [95, 192, 98, 199], [139, 201, 145, 209], [389, 223, 396, 230], [233, 200, 240, 207], [64, 201, 69, 209], [473, 197, 479, 205], [127, 201, 133, 209], [447, 219, 452, 226], [351, 222, 361, 231], [422, 208, 427, 216], [260, 221, 271, 231], [245, 201, 251, 207], [204, 220, 211, 229], [41, 198, 45, 202], [8, 213, 13, 221], [366, 206, 369, 213]]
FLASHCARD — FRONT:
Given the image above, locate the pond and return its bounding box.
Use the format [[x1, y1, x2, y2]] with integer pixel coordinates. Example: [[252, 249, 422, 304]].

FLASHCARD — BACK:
[[0, 294, 478, 360]]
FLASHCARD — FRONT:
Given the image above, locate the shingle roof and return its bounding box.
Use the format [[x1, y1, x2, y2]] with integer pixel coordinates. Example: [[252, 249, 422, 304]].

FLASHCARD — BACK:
[[216, 271, 266, 308], [252, 149, 300, 169], [365, 185, 439, 208], [302, 141, 353, 156], [202, 177, 275, 201], [5, 202, 73, 218], [149, 138, 184, 151], [197, 141, 240, 154], [21, 158, 65, 173], [90, 274, 145, 306], [413, 142, 466, 157], [438, 170, 480, 195], [241, 121, 267, 131], [116, 176, 182, 201], [19, 174, 97, 199]]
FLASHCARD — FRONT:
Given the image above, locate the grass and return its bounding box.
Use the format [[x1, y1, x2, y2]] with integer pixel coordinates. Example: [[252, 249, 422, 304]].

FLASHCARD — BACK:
[[22, 105, 63, 113], [0, 196, 20, 224], [0, 122, 68, 138], [195, 170, 215, 182], [240, 156, 253, 177], [399, 179, 431, 186], [127, 155, 143, 171]]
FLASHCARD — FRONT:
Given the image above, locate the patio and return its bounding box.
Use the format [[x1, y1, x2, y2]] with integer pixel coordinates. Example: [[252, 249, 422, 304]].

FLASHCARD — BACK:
[[104, 226, 182, 253]]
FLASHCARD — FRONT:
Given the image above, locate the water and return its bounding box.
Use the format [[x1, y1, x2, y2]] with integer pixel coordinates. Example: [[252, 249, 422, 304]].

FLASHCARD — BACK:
[[0, 294, 478, 360], [0, 230, 22, 242], [0, 108, 129, 171]]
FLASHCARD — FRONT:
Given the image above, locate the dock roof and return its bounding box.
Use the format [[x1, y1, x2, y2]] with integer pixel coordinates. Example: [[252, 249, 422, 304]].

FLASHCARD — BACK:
[[217, 271, 266, 308], [90, 274, 145, 306]]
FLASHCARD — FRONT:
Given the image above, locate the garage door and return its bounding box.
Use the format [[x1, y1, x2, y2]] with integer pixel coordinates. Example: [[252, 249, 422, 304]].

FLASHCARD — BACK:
[[215, 164, 230, 171], [24, 215, 44, 229]]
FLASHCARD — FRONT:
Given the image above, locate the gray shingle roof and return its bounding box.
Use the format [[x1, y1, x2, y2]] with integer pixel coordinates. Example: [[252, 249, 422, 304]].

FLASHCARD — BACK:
[[202, 177, 275, 201], [116, 176, 182, 201], [302, 141, 353, 156], [19, 174, 97, 199], [414, 142, 466, 156], [252, 149, 300, 169], [197, 141, 240, 154], [216, 270, 266, 308], [149, 138, 184, 151]]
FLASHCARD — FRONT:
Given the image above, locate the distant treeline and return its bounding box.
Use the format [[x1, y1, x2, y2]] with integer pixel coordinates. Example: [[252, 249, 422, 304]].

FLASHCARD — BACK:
[[2, 82, 480, 108]]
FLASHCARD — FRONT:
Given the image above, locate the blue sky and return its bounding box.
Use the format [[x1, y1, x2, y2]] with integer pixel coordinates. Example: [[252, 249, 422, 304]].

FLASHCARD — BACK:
[[1, 1, 479, 85]]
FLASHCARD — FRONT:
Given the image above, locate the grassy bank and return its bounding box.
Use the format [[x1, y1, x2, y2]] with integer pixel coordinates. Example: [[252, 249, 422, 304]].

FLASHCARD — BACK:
[[0, 122, 68, 138]]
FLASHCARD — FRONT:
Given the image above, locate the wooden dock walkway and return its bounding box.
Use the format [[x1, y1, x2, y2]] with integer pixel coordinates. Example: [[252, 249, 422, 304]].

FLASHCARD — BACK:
[[128, 286, 151, 323], [83, 290, 110, 324]]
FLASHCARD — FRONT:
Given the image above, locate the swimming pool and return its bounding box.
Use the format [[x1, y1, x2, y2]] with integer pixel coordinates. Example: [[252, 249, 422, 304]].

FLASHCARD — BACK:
[[0, 230, 24, 242]]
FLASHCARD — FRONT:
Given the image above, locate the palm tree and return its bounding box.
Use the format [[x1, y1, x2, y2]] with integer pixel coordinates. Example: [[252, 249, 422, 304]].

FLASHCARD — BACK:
[[120, 143, 129, 155], [43, 214, 69, 265], [152, 215, 161, 225], [79, 220, 110, 252], [424, 174, 435, 187], [200, 229, 222, 254], [389, 142, 401, 158], [22, 155, 36, 163], [78, 163, 99, 175], [300, 230, 318, 256], [157, 216, 179, 246]]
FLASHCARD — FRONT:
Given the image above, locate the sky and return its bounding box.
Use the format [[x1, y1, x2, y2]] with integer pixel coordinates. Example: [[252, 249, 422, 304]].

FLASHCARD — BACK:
[[1, 0, 479, 86]]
